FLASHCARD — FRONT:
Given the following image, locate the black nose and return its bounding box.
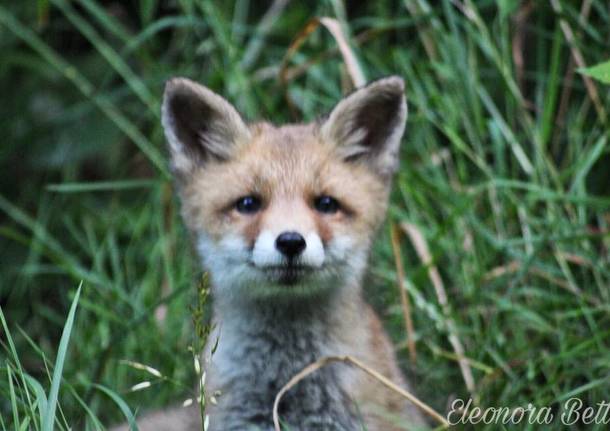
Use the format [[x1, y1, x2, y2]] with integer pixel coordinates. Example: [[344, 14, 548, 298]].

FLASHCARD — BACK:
[[275, 231, 306, 259]]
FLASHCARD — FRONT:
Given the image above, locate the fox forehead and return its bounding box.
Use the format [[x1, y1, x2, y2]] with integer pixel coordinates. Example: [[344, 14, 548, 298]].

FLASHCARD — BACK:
[[230, 122, 331, 195], [179, 121, 388, 237]]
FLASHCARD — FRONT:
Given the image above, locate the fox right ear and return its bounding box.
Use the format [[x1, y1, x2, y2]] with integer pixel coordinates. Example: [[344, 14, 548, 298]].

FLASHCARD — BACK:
[[162, 78, 250, 175], [320, 76, 407, 179]]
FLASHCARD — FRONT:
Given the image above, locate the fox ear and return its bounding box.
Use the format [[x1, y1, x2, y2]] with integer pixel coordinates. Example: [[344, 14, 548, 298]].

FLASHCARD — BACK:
[[162, 78, 250, 175], [320, 76, 407, 178]]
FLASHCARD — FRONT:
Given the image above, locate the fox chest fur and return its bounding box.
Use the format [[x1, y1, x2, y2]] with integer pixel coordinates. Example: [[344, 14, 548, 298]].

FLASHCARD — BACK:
[[116, 76, 427, 431], [206, 297, 362, 430]]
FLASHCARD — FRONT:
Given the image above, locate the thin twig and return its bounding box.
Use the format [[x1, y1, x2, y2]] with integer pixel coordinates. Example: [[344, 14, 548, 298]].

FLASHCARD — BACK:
[[511, 0, 534, 92], [552, 0, 593, 150], [390, 222, 417, 362], [317, 17, 365, 88], [272, 355, 449, 430], [549, 0, 607, 123], [271, 27, 382, 84]]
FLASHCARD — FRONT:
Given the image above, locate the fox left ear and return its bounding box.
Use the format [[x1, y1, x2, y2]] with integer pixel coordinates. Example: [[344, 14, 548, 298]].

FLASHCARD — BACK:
[[320, 76, 407, 179], [162, 78, 251, 178]]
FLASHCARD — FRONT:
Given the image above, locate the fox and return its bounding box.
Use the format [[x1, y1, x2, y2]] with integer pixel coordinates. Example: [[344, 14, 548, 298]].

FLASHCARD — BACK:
[[114, 76, 428, 431]]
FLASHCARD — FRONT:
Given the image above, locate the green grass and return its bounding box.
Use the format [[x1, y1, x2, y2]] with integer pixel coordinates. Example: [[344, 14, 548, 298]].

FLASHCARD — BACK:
[[1, 1, 609, 429]]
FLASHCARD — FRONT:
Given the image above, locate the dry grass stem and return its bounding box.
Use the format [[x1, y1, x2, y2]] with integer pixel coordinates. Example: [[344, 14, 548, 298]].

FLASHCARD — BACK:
[[553, 0, 593, 147], [549, 0, 607, 123], [272, 355, 449, 431], [390, 222, 417, 362], [400, 222, 476, 398], [402, 0, 438, 61], [280, 16, 365, 92]]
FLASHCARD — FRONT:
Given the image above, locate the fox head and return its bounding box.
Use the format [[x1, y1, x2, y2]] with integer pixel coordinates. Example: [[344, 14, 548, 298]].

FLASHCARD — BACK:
[[162, 77, 407, 300]]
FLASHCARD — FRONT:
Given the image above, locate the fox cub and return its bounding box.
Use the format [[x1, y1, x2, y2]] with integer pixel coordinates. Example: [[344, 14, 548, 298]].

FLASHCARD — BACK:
[[118, 77, 427, 430]]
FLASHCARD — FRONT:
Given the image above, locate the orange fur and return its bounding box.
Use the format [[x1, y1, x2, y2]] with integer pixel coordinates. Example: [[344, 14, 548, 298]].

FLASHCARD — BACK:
[[180, 123, 388, 250]]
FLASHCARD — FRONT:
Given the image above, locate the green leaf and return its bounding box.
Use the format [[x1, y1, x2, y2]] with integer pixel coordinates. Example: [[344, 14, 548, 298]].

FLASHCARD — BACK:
[[579, 60, 610, 84]]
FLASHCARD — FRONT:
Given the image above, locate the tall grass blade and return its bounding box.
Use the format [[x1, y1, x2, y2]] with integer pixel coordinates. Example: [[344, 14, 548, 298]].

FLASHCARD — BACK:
[[42, 283, 82, 431], [23, 374, 48, 425], [0, 307, 37, 425], [7, 366, 20, 429], [93, 384, 140, 431], [46, 180, 157, 193]]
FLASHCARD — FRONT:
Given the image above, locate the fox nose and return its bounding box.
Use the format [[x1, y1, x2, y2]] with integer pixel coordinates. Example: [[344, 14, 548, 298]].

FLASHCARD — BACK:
[[275, 231, 306, 259]]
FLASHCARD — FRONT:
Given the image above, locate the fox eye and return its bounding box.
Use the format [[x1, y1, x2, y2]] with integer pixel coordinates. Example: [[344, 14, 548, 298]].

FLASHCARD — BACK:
[[235, 195, 262, 214], [314, 195, 340, 214]]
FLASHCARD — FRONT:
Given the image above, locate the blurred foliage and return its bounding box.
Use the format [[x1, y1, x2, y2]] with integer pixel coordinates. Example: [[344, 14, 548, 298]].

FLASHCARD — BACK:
[[1, 0, 609, 429]]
